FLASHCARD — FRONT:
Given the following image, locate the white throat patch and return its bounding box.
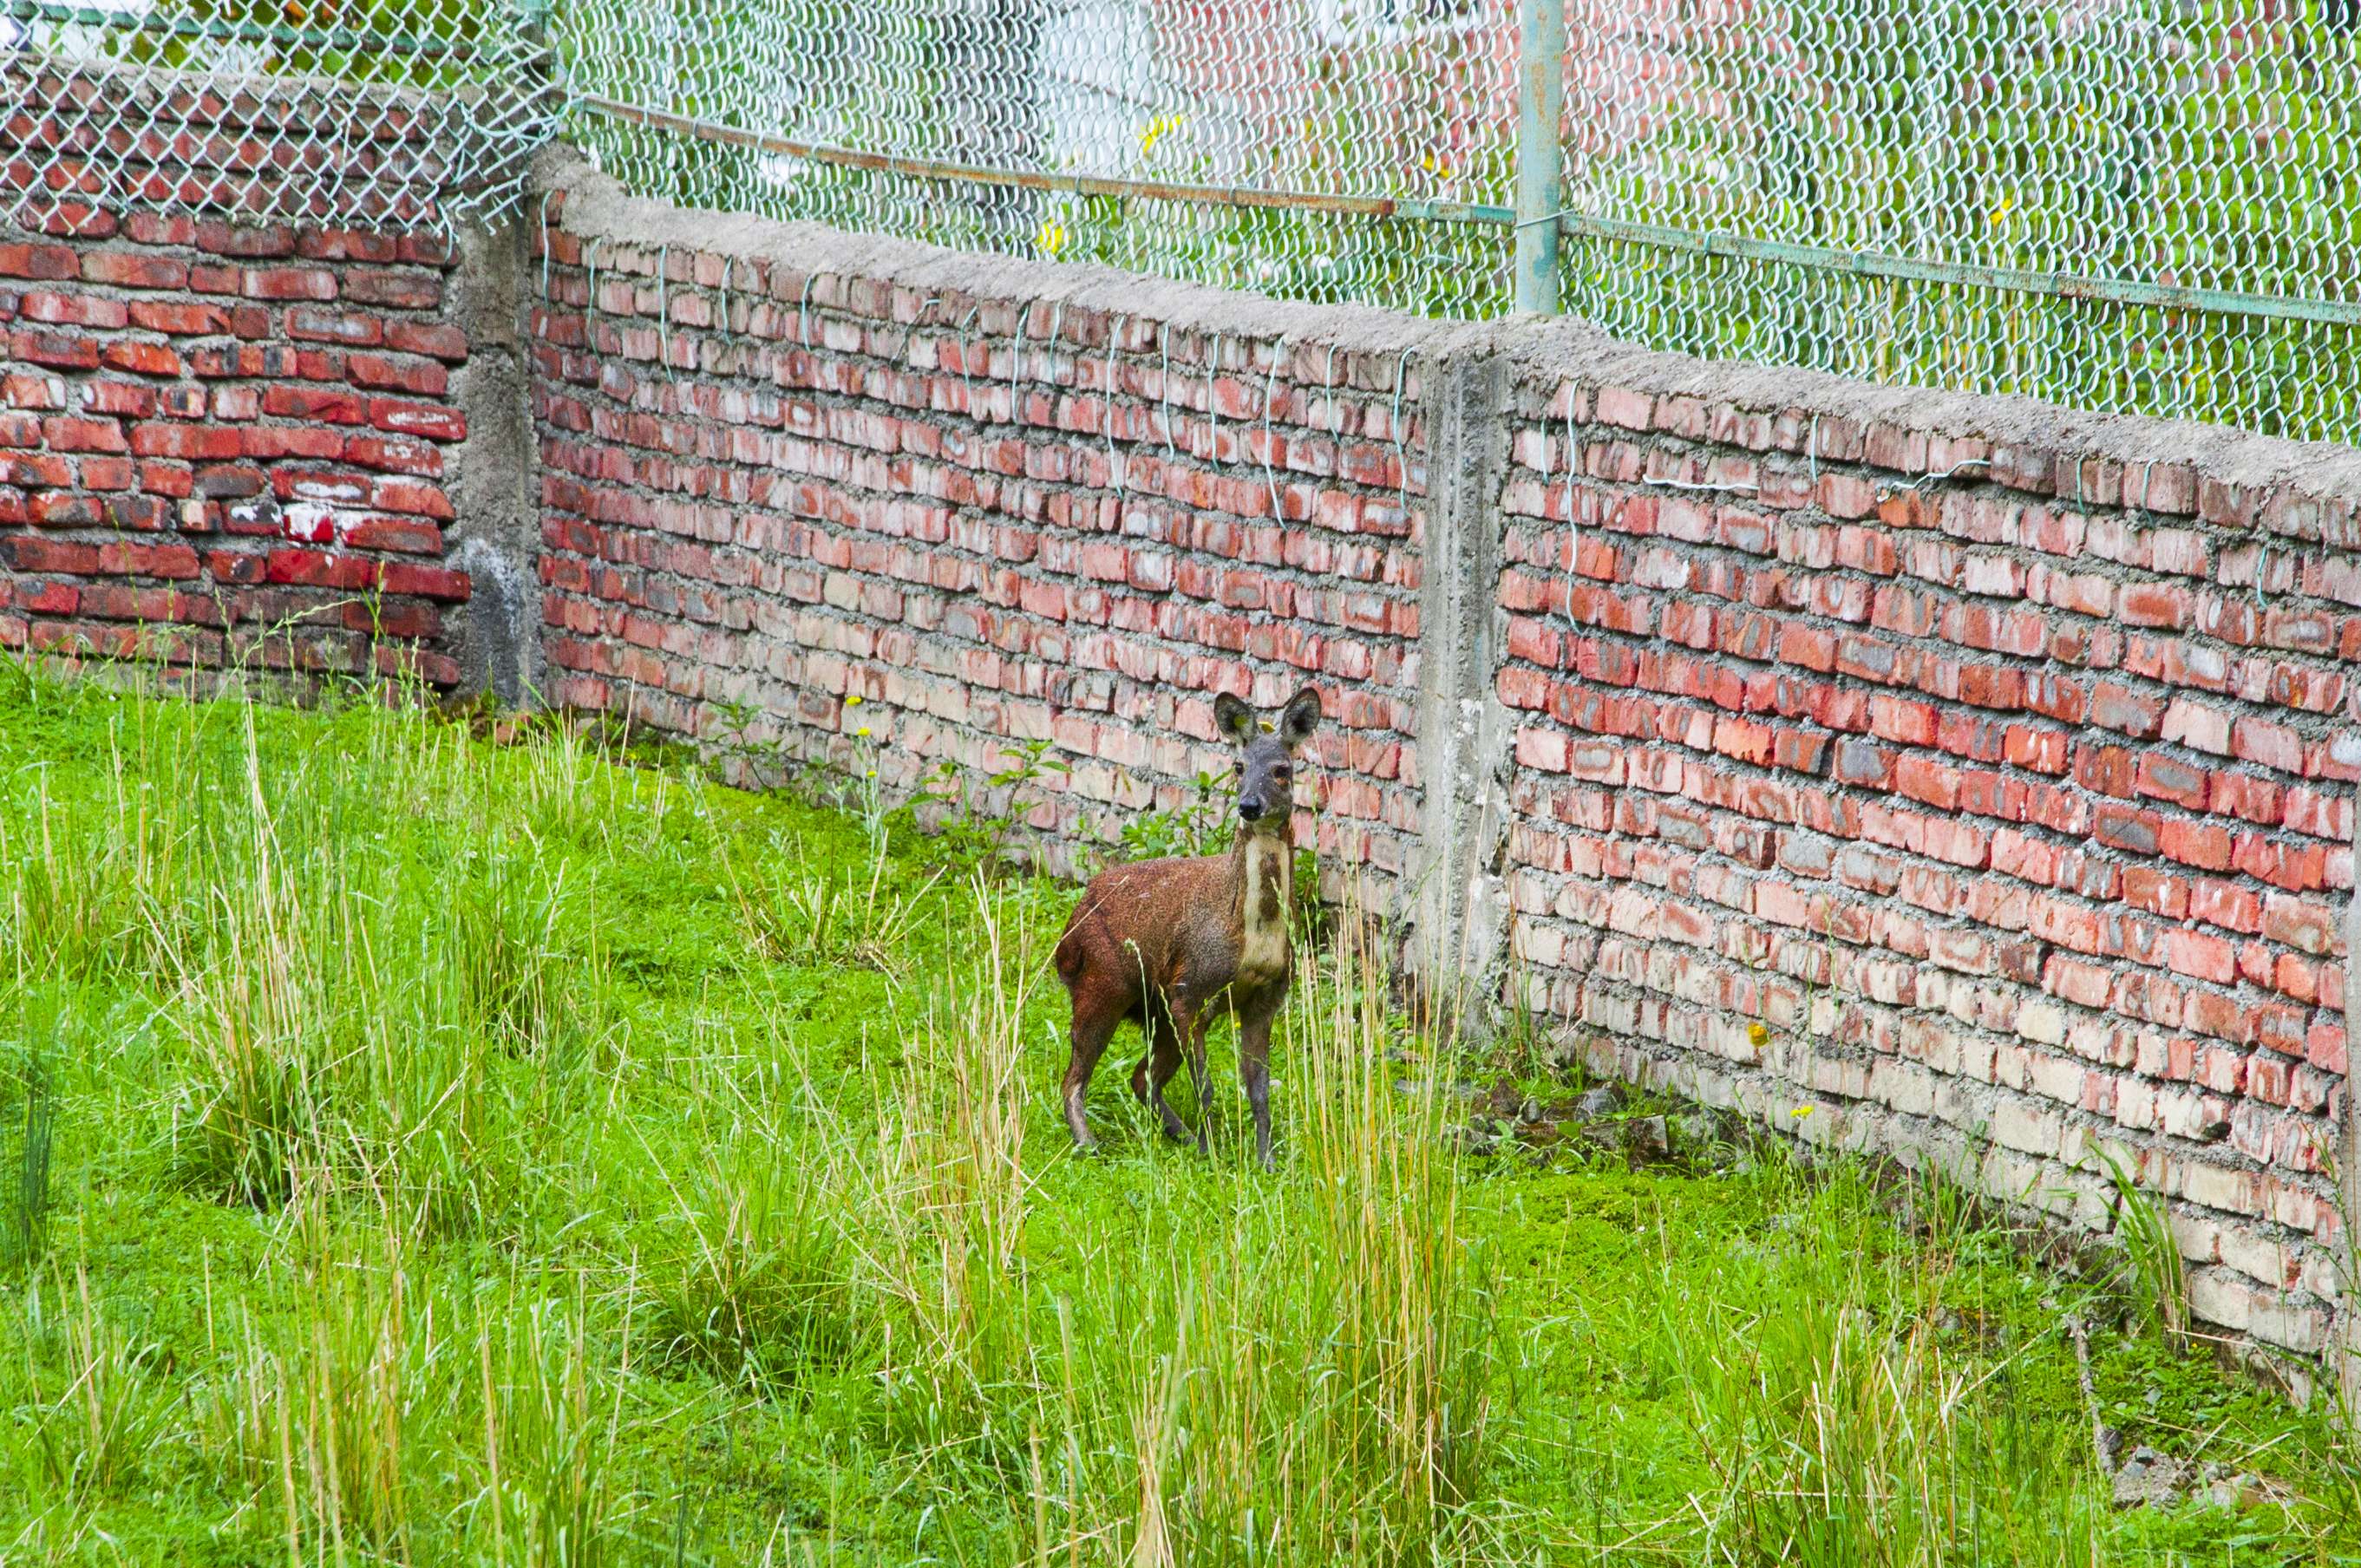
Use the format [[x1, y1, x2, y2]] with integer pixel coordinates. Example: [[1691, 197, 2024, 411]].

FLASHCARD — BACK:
[[1239, 836, 1291, 985]]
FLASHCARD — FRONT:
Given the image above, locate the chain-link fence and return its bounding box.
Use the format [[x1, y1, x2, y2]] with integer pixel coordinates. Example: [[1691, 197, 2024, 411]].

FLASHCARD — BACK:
[[6, 1, 2360, 443], [558, 0, 1521, 318], [2, 0, 555, 233], [558, 0, 2361, 446]]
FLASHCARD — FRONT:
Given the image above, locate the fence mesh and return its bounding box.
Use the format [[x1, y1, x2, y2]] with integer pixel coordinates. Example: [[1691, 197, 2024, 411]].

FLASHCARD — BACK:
[[7, 1, 2360, 443], [557, 0, 2361, 446], [1557, 0, 2361, 444], [3, 0, 554, 233], [557, 0, 1521, 319]]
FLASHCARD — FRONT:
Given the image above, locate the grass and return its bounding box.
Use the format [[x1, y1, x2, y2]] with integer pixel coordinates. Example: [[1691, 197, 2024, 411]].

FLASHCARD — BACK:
[[0, 661, 2357, 1565]]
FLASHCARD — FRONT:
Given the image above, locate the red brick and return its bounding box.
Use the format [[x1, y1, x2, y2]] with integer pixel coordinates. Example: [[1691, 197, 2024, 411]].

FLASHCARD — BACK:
[[369, 398, 466, 442], [343, 516, 444, 554], [22, 582, 79, 615], [245, 428, 346, 461], [263, 385, 369, 424], [101, 341, 186, 377], [0, 453, 72, 487], [44, 415, 128, 453], [0, 243, 78, 280], [240, 266, 338, 302], [343, 271, 444, 310], [28, 493, 104, 527], [12, 329, 100, 370], [80, 252, 190, 290], [3, 536, 101, 572], [286, 305, 384, 347], [377, 561, 471, 601], [129, 424, 245, 461], [348, 353, 448, 396], [386, 321, 468, 361], [19, 291, 129, 329], [95, 541, 200, 579], [196, 219, 299, 258], [340, 434, 440, 477], [128, 300, 233, 336]]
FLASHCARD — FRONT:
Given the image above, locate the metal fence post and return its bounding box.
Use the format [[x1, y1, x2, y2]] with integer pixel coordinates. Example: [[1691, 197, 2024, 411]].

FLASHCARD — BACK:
[[1513, 0, 1566, 315]]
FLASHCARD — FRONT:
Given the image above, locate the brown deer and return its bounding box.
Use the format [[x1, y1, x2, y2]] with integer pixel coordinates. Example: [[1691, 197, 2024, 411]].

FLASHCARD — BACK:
[[1053, 685, 1322, 1169]]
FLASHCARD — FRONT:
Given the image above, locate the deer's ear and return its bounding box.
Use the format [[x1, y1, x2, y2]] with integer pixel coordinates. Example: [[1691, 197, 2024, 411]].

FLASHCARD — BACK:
[[1277, 686, 1323, 748], [1212, 692, 1258, 745]]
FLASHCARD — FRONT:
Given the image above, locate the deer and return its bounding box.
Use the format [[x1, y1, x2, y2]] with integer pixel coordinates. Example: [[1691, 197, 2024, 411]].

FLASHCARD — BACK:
[[1052, 684, 1323, 1170]]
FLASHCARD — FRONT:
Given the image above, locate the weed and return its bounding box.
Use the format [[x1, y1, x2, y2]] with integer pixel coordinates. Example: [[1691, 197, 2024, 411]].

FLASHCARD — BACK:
[[2097, 1145, 2189, 1349], [1107, 768, 1233, 864], [922, 735, 1071, 875]]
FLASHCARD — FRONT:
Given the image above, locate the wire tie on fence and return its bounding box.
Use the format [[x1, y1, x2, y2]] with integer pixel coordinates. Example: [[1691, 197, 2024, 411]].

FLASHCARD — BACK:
[[1390, 348, 1414, 519], [536, 188, 559, 300], [1104, 312, 1129, 502], [799, 271, 822, 348], [1563, 382, 1586, 639], [582, 237, 602, 343], [1512, 206, 1582, 230], [1649, 475, 1759, 496], [954, 305, 982, 407], [1912, 456, 1990, 493], [1205, 330, 1226, 450], [1160, 326, 1176, 460], [1008, 307, 1029, 422], [1044, 301, 1065, 393], [656, 243, 670, 368], [1260, 334, 1292, 522]]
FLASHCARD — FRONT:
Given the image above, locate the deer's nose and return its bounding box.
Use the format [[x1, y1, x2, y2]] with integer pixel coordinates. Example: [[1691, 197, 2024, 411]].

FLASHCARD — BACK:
[[1238, 799, 1265, 822]]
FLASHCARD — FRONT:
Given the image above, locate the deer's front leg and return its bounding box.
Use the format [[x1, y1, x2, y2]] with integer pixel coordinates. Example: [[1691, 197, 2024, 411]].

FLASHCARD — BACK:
[[1239, 1003, 1277, 1171], [1178, 1001, 1213, 1155], [1141, 1001, 1194, 1144]]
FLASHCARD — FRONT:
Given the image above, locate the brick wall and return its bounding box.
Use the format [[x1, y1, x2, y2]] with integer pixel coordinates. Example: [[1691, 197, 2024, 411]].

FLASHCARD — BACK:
[[1494, 367, 2361, 1362], [528, 160, 2361, 1372], [526, 177, 1431, 882], [24, 131, 2346, 1369], [0, 83, 478, 685]]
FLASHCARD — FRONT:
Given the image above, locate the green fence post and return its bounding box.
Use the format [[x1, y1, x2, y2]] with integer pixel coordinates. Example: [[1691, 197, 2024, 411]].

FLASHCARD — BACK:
[[1513, 0, 1565, 315]]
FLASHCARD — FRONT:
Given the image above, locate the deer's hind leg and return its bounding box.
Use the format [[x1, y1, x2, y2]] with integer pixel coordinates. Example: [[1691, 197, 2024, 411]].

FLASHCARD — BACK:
[[1061, 980, 1130, 1150]]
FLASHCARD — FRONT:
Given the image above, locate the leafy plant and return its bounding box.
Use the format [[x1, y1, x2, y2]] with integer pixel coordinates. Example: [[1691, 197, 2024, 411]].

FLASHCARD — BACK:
[[919, 735, 1070, 877], [1108, 768, 1234, 865]]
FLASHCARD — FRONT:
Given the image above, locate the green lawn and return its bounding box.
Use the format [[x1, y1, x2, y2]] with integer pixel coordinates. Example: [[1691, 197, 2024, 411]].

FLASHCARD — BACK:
[[0, 663, 2355, 1565]]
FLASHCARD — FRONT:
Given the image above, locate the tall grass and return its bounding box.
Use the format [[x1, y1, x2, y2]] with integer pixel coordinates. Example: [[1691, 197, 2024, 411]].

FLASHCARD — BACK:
[[824, 879, 1505, 1563], [1, 668, 2352, 1563]]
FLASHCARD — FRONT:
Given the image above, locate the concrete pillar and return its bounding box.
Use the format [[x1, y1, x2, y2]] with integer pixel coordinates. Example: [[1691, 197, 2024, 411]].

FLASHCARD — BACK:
[[1405, 345, 1515, 1035], [446, 212, 544, 706]]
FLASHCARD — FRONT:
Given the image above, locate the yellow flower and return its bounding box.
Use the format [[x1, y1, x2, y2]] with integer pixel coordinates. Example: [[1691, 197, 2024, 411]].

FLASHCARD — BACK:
[[865, 769, 877, 779], [856, 726, 872, 738], [1035, 219, 1069, 258], [1140, 113, 1184, 156], [1422, 152, 1455, 179], [1792, 1106, 1813, 1118], [1747, 1022, 1769, 1045], [844, 694, 862, 707]]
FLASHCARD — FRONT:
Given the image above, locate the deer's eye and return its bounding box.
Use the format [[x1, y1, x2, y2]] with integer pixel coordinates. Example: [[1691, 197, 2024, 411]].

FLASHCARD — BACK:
[[1233, 760, 1246, 774], [1273, 767, 1292, 782]]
